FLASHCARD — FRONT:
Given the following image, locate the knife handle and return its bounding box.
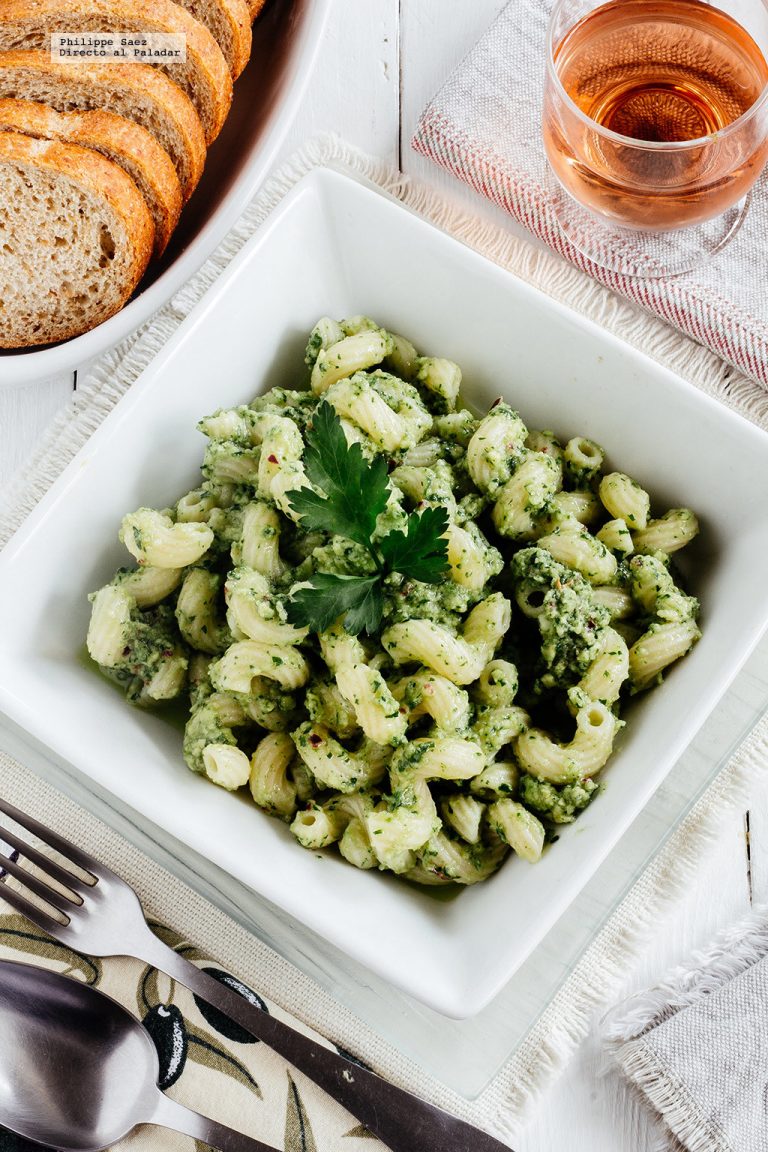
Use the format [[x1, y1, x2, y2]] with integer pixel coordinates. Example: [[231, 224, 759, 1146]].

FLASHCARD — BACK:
[[138, 925, 512, 1152]]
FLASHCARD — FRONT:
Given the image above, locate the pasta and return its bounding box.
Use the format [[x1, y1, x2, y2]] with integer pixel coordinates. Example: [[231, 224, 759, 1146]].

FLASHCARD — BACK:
[[233, 502, 287, 579], [488, 799, 546, 863], [629, 619, 701, 691], [310, 329, 393, 394], [632, 508, 700, 555], [365, 737, 485, 872], [599, 472, 650, 530], [249, 732, 298, 819], [210, 640, 309, 693], [112, 565, 183, 608], [492, 451, 561, 540], [175, 569, 228, 655], [87, 316, 702, 887], [392, 670, 471, 732], [515, 702, 620, 784], [466, 403, 527, 494], [87, 585, 133, 667], [202, 744, 251, 791], [119, 508, 213, 568]]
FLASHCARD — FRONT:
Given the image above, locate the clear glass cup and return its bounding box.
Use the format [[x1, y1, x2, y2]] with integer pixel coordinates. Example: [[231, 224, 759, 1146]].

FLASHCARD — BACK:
[[542, 0, 768, 276]]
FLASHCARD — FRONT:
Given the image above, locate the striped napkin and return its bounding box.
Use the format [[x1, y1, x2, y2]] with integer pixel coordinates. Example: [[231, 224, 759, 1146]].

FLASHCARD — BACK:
[[412, 0, 768, 389]]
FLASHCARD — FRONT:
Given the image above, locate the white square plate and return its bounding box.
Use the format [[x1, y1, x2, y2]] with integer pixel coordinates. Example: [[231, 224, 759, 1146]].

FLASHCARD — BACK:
[[1, 168, 767, 1019]]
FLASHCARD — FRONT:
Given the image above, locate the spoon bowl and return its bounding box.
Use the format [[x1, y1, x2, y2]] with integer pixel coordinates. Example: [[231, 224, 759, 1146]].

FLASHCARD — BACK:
[[0, 959, 274, 1152]]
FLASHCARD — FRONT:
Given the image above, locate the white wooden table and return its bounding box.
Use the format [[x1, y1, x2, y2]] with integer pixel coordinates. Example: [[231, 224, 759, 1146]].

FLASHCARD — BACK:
[[1, 2, 765, 1147]]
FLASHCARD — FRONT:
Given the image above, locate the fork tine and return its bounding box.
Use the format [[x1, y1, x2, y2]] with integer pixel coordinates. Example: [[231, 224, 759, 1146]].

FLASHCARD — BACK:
[[0, 822, 94, 894], [0, 795, 100, 875], [0, 876, 73, 937], [0, 851, 79, 912]]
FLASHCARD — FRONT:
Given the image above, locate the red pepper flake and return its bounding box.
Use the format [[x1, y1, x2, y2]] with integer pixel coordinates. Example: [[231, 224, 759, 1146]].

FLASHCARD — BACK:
[[491, 397, 502, 408], [122, 646, 131, 657], [309, 733, 323, 748], [267, 453, 279, 464]]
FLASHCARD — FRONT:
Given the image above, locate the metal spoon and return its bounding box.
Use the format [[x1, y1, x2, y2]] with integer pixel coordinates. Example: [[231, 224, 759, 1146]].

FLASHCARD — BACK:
[[0, 959, 278, 1152]]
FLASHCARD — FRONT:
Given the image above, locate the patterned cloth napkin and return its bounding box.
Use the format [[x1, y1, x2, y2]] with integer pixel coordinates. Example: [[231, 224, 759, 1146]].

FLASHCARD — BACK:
[[603, 910, 768, 1152], [0, 902, 386, 1152], [0, 916, 356, 1152], [412, 0, 768, 389]]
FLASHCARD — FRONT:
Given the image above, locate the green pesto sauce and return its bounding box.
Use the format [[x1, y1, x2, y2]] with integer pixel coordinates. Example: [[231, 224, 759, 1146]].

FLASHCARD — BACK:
[[78, 646, 189, 735]]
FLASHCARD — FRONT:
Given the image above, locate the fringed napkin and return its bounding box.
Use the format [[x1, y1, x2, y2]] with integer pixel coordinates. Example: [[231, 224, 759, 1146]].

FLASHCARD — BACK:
[[603, 909, 768, 1152], [412, 0, 768, 389]]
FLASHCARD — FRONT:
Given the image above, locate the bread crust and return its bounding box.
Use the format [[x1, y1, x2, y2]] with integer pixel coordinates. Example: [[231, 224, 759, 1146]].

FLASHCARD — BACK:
[[0, 99, 182, 256], [0, 131, 154, 347], [0, 0, 233, 142], [0, 50, 206, 199], [179, 0, 252, 79], [248, 0, 268, 21]]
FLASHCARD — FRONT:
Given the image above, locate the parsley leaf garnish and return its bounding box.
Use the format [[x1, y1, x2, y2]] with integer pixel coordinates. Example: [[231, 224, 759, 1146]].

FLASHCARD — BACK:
[[379, 505, 450, 583], [289, 401, 389, 548], [286, 403, 450, 636], [288, 574, 383, 636]]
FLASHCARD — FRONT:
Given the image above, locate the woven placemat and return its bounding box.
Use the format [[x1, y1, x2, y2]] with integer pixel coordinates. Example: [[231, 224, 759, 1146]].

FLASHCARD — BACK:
[[2, 136, 768, 1146]]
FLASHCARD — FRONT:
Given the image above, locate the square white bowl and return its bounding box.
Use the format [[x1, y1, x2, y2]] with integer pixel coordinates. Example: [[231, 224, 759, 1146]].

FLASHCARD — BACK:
[[1, 168, 768, 1019]]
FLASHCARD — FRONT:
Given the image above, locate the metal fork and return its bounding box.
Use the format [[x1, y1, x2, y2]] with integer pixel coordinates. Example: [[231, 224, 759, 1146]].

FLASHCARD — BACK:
[[0, 795, 512, 1152]]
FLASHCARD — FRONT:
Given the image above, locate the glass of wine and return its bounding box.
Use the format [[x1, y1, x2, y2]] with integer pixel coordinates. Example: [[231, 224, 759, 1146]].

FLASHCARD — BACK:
[[543, 0, 768, 276]]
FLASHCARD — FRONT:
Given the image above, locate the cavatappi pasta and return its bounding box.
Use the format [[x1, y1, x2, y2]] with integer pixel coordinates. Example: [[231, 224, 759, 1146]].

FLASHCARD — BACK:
[[87, 317, 702, 886]]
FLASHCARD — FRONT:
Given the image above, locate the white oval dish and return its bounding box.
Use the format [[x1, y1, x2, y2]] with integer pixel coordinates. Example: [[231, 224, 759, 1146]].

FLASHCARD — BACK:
[[0, 0, 330, 386]]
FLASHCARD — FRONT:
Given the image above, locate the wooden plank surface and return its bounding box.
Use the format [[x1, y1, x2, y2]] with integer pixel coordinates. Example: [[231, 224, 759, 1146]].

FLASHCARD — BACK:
[[279, 0, 401, 165], [400, 0, 534, 239], [0, 374, 74, 490]]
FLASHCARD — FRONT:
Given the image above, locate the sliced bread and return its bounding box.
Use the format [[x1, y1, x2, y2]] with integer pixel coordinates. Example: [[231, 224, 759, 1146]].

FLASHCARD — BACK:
[[0, 99, 182, 256], [0, 51, 205, 200], [0, 131, 154, 348], [178, 0, 252, 79], [0, 0, 232, 143]]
